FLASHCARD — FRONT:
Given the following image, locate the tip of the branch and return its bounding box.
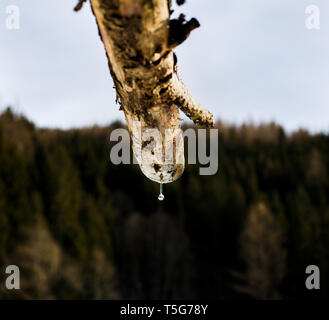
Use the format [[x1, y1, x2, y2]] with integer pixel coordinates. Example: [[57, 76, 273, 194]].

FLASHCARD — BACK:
[[74, 0, 87, 12], [176, 0, 186, 5], [169, 15, 200, 48]]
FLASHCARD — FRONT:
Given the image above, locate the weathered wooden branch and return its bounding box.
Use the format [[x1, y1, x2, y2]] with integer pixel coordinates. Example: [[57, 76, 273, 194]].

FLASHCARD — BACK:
[[77, 0, 214, 183]]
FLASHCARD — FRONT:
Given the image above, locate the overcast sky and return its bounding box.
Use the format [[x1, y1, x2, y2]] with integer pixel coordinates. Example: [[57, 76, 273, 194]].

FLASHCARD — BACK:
[[0, 0, 328, 132]]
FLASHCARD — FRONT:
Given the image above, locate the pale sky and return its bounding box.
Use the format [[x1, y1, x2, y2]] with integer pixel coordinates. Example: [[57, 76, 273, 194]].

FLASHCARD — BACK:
[[0, 0, 328, 132]]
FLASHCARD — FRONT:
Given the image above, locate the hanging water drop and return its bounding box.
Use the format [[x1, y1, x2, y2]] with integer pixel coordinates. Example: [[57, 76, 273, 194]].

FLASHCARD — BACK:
[[158, 183, 164, 201]]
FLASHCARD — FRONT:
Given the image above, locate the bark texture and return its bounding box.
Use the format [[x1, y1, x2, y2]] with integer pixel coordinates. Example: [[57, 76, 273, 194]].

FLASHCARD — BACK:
[[77, 0, 214, 183]]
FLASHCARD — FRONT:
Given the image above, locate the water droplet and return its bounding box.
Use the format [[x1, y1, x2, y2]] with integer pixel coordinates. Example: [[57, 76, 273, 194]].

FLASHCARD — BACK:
[[158, 183, 164, 201]]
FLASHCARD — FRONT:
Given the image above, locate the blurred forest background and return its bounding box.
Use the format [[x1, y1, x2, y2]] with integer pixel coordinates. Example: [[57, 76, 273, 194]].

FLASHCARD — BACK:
[[0, 107, 328, 299]]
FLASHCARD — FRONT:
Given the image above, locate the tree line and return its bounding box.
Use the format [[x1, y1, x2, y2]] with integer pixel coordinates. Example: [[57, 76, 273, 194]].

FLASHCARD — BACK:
[[0, 107, 328, 299]]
